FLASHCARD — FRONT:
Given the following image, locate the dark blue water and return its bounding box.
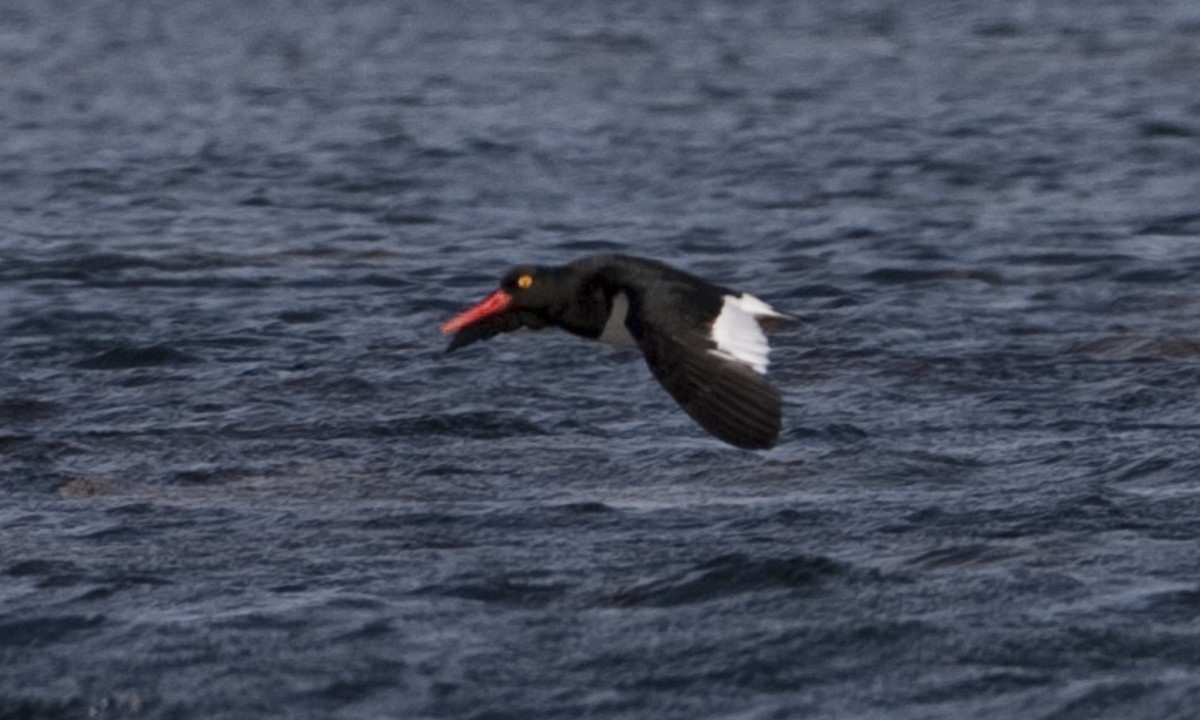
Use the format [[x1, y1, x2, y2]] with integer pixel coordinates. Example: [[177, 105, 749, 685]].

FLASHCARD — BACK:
[[4, 1, 1200, 718]]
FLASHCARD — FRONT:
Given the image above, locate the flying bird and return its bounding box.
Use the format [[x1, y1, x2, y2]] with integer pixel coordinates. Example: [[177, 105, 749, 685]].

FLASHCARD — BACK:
[[442, 254, 785, 449]]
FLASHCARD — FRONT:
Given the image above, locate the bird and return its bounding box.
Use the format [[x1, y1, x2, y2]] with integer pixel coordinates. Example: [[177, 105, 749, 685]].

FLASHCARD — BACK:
[[441, 254, 786, 449]]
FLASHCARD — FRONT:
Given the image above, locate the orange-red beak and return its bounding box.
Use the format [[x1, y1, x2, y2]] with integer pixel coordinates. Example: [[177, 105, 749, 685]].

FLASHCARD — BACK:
[[441, 290, 512, 334]]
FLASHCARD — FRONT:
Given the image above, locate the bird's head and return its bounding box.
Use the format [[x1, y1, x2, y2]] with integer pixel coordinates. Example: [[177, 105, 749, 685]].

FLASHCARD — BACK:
[[441, 265, 562, 353]]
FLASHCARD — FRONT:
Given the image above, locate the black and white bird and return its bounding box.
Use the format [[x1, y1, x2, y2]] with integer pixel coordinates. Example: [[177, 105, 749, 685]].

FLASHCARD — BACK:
[[441, 254, 786, 449]]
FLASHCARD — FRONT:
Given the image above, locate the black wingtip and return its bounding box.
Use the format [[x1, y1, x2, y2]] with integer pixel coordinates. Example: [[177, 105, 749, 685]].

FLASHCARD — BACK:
[[639, 335, 783, 451], [698, 384, 782, 450], [727, 423, 781, 450]]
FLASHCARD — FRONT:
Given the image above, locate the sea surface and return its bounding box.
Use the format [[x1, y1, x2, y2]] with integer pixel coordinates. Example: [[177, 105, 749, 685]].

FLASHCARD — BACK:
[[3, 1, 1200, 718]]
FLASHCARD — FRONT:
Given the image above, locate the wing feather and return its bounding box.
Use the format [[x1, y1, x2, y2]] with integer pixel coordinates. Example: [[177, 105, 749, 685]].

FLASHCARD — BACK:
[[627, 292, 782, 449]]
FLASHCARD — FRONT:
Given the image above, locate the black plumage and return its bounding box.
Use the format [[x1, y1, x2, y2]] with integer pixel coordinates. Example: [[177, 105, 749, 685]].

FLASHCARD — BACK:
[[442, 254, 784, 449]]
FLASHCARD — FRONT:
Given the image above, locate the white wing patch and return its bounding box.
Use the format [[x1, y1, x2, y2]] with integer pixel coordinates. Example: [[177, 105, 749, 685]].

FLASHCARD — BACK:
[[598, 291, 637, 347], [708, 293, 782, 375]]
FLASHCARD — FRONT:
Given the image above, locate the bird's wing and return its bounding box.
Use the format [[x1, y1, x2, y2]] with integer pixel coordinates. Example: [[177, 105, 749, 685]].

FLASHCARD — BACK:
[[626, 292, 781, 450]]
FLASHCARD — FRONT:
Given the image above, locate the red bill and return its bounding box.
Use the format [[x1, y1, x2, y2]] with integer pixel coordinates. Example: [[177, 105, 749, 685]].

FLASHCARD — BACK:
[[441, 290, 512, 334]]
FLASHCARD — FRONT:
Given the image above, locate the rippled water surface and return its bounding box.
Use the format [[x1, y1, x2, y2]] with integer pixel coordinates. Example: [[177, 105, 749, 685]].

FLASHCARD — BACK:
[[3, 1, 1200, 718]]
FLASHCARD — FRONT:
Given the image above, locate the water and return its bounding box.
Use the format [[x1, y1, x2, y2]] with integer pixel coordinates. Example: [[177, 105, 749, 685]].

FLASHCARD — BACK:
[[3, 1, 1200, 718]]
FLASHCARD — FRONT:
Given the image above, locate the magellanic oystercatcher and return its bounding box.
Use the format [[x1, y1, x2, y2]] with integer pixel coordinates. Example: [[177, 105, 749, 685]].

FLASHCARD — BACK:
[[441, 254, 787, 449]]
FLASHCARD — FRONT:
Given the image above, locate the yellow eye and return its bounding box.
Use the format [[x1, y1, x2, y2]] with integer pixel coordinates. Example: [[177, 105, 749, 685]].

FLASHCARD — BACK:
[[517, 274, 533, 289]]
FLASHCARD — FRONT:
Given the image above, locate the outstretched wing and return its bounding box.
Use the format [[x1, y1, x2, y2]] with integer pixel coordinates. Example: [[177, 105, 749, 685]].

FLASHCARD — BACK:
[[626, 292, 782, 450]]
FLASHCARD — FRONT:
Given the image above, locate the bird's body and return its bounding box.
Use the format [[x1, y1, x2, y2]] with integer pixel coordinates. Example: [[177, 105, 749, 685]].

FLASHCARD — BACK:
[[442, 254, 786, 449]]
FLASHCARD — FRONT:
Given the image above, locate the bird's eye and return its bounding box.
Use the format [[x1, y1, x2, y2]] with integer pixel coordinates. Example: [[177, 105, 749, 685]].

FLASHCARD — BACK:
[[517, 274, 534, 289]]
